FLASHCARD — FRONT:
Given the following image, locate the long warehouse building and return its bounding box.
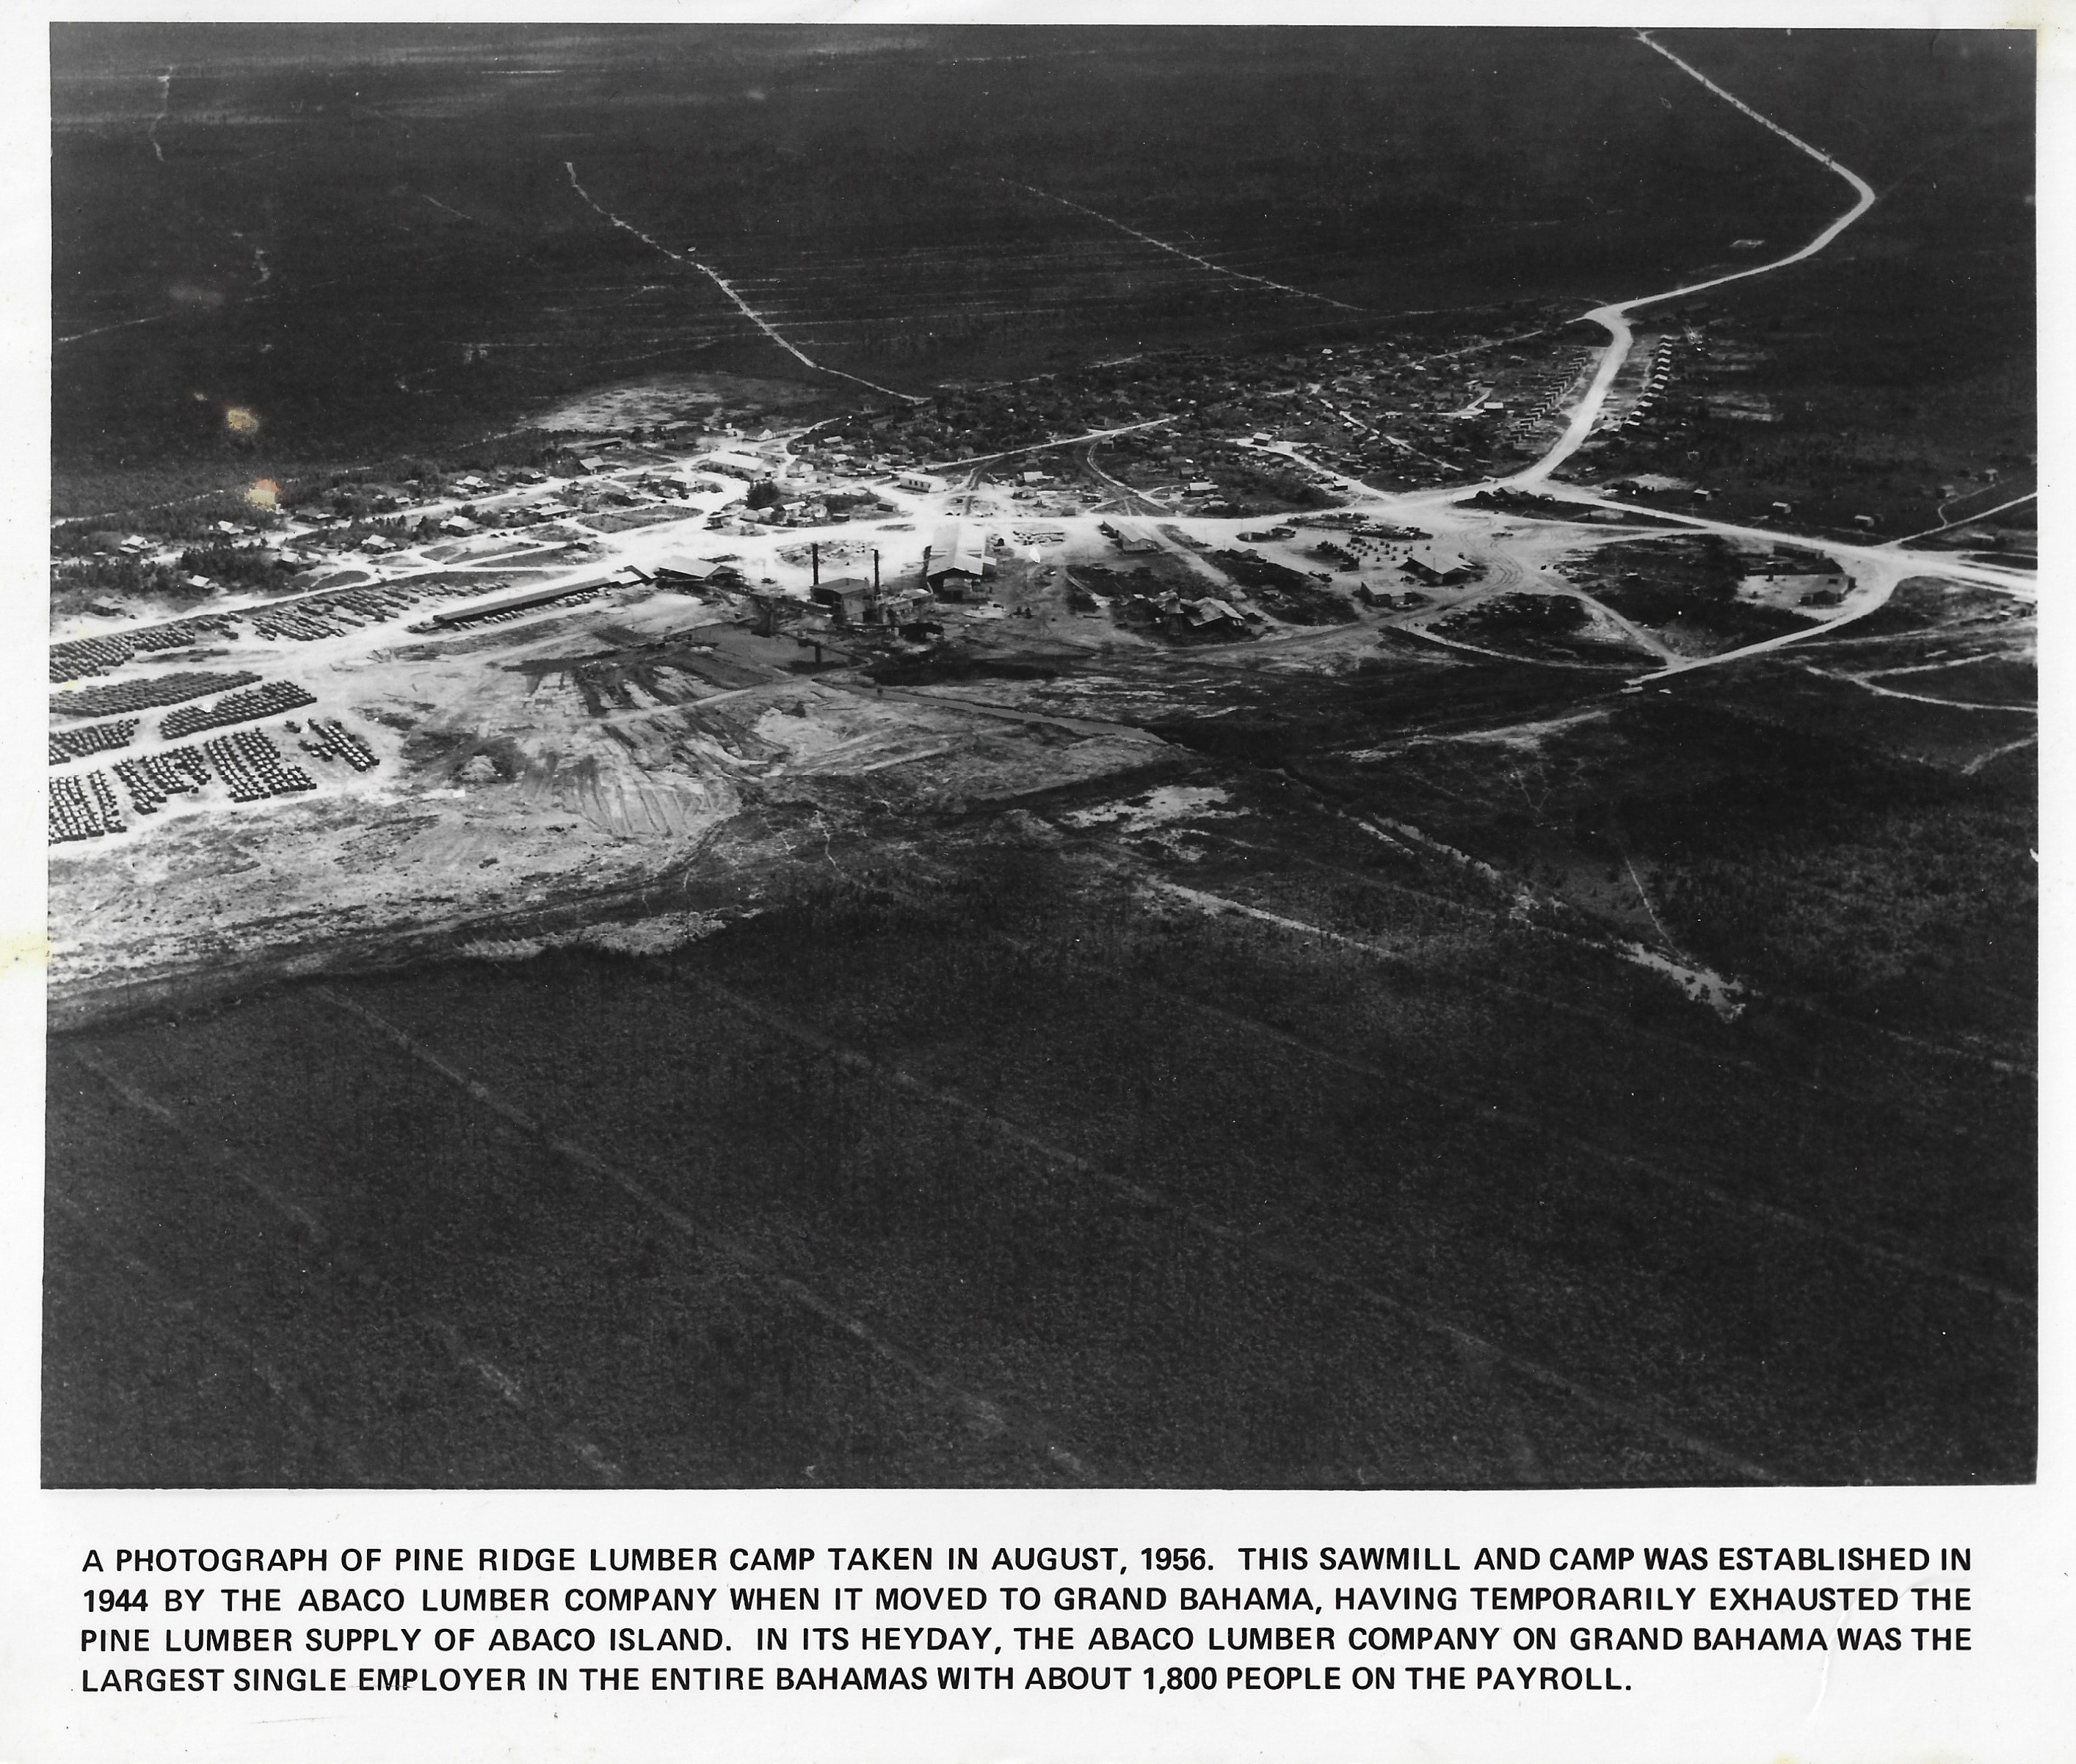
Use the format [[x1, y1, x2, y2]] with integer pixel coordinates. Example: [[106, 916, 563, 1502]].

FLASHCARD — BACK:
[[429, 580, 611, 628]]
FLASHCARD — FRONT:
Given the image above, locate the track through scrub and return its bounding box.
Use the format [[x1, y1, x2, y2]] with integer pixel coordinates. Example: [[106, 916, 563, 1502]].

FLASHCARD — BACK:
[[565, 163, 921, 405], [312, 987, 1097, 1484], [1898, 492, 2039, 545], [148, 65, 173, 164], [999, 178, 1368, 314], [1150, 808, 2033, 1076], [1016, 830, 1983, 1133], [1964, 734, 2039, 777], [650, 968, 1784, 1484], [1797, 664, 2039, 714], [1087, 875, 2027, 1313]]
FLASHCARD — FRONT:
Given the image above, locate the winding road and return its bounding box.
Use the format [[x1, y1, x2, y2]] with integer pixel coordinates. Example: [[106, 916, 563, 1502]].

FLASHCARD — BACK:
[[1516, 31, 1879, 488], [1222, 34, 2028, 682]]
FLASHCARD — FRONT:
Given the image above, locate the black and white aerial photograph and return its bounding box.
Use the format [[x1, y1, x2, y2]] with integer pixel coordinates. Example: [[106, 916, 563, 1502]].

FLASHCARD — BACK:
[[44, 23, 2035, 1491]]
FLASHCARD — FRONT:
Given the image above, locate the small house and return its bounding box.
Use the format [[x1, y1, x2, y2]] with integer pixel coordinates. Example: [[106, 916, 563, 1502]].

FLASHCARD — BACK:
[[1401, 548, 1476, 586]]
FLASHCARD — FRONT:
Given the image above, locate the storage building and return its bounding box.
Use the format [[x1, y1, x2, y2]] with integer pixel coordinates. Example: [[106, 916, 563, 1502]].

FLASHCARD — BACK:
[[925, 523, 988, 590]]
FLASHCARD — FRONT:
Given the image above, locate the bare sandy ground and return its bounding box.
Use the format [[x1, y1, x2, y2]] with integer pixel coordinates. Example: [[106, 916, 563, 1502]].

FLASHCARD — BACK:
[[535, 371, 834, 433], [47, 580, 1167, 1023]]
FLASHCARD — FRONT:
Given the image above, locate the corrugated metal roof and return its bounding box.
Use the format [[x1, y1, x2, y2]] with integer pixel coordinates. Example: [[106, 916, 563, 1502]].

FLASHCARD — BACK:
[[927, 523, 987, 576], [653, 556, 719, 580]]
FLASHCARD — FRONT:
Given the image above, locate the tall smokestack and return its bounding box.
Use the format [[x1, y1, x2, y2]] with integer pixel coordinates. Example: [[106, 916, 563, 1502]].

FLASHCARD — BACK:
[[871, 548, 880, 590], [810, 542, 820, 587]]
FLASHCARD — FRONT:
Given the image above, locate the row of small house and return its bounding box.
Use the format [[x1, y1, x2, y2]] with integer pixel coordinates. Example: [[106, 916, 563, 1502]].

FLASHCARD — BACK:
[[1498, 349, 1600, 447], [1602, 337, 1688, 435]]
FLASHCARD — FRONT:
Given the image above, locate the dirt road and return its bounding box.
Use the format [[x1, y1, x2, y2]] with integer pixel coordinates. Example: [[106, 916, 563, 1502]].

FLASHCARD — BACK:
[[1513, 32, 1878, 489], [565, 161, 920, 406], [923, 416, 1173, 477], [1001, 178, 1367, 314]]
